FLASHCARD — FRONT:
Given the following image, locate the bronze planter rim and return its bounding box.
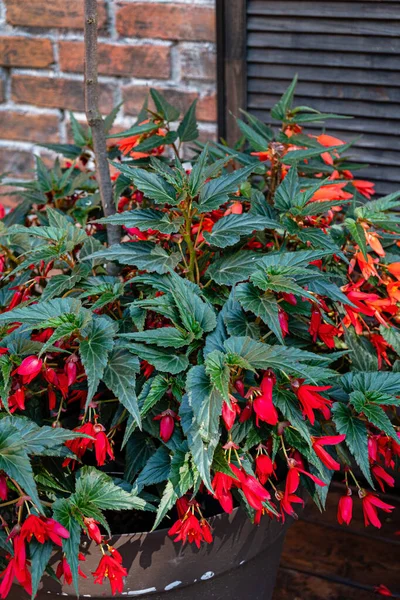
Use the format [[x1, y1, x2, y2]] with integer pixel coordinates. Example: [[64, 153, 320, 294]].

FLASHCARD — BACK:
[[28, 505, 291, 599]]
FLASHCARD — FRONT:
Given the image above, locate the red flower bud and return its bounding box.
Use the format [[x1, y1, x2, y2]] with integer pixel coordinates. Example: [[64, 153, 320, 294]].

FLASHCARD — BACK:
[[337, 492, 353, 525], [84, 518, 102, 545], [153, 409, 178, 442], [15, 356, 43, 383]]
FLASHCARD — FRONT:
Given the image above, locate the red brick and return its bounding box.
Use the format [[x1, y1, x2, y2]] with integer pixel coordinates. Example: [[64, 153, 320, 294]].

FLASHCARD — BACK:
[[0, 80, 4, 103], [59, 41, 170, 79], [179, 46, 216, 81], [5, 0, 107, 29], [11, 75, 114, 113], [0, 149, 34, 179], [122, 85, 217, 122], [0, 37, 53, 68], [0, 112, 60, 143], [116, 3, 215, 41]]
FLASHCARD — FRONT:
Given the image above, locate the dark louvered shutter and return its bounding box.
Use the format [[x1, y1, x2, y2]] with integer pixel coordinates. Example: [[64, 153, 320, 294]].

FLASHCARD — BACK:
[[246, 0, 400, 194]]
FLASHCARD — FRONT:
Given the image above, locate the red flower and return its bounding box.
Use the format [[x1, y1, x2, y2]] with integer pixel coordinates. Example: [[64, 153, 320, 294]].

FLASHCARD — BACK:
[[63, 422, 96, 466], [93, 425, 114, 467], [56, 554, 87, 585], [374, 584, 393, 597], [318, 323, 340, 349], [255, 454, 275, 485], [8, 388, 25, 413], [293, 382, 332, 425], [14, 356, 43, 384], [21, 515, 69, 546], [92, 554, 127, 596], [280, 461, 325, 521], [200, 519, 213, 544], [230, 464, 271, 511], [312, 434, 346, 471], [222, 399, 241, 430], [212, 471, 235, 513], [84, 518, 102, 545], [239, 402, 253, 423], [309, 309, 321, 342], [0, 475, 7, 501], [370, 334, 392, 369], [361, 492, 395, 528], [337, 492, 353, 525], [278, 309, 289, 337], [168, 513, 211, 549], [352, 180, 375, 199], [0, 557, 32, 599], [153, 409, 178, 442], [253, 372, 278, 427], [372, 465, 395, 493]]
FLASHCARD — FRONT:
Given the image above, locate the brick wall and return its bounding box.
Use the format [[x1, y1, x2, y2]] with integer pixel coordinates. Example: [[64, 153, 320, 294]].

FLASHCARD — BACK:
[[0, 0, 217, 194]]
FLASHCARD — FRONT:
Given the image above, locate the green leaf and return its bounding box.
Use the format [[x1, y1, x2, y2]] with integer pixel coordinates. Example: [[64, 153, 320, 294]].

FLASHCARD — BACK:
[[207, 250, 262, 286], [235, 283, 284, 343], [203, 213, 278, 248], [124, 433, 156, 481], [112, 165, 178, 205], [122, 342, 189, 374], [103, 348, 141, 428], [271, 75, 298, 120], [359, 403, 398, 441], [344, 328, 378, 372], [179, 396, 218, 493], [140, 375, 170, 417], [177, 100, 199, 142], [84, 242, 181, 274], [332, 402, 373, 487], [136, 446, 171, 491], [70, 112, 88, 146], [0, 298, 83, 325], [150, 88, 180, 122], [204, 351, 230, 402], [40, 143, 82, 159], [380, 325, 400, 356], [168, 271, 217, 338], [169, 445, 194, 496], [97, 208, 184, 234], [108, 121, 159, 139], [274, 389, 312, 445], [30, 541, 53, 600], [0, 424, 42, 510], [74, 466, 150, 511], [197, 165, 256, 212], [236, 118, 270, 151], [345, 218, 368, 259], [121, 327, 193, 349], [187, 365, 224, 441], [79, 317, 116, 407], [52, 499, 81, 594], [152, 481, 177, 530]]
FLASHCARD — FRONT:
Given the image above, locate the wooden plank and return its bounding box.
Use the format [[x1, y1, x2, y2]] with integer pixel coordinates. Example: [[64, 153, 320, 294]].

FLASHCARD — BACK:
[[248, 93, 400, 119], [248, 79, 400, 104], [248, 32, 400, 54], [216, 0, 247, 144], [248, 48, 400, 70], [273, 568, 378, 600], [247, 1, 400, 19], [279, 520, 399, 589], [247, 16, 400, 37], [247, 64, 400, 87]]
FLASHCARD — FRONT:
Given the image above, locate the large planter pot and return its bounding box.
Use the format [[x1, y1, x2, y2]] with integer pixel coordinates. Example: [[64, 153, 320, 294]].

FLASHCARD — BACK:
[[13, 507, 294, 600]]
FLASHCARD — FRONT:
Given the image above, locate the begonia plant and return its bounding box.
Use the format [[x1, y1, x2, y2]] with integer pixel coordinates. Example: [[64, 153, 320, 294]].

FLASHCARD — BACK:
[[0, 78, 399, 597]]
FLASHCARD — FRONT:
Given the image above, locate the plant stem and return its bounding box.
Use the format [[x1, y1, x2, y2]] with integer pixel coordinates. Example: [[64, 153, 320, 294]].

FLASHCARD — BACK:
[[84, 0, 121, 258]]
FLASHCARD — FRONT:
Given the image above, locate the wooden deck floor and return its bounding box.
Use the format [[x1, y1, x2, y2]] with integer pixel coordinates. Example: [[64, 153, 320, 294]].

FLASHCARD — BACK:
[[272, 483, 400, 600]]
